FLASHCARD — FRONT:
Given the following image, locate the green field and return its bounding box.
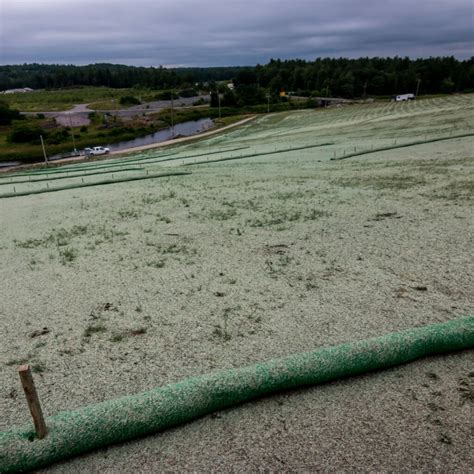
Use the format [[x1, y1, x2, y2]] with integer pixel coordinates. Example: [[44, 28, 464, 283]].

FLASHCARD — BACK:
[[1, 94, 473, 471], [1, 87, 164, 112]]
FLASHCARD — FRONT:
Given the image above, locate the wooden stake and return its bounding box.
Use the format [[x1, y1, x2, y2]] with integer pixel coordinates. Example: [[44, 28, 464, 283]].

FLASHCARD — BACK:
[[18, 365, 47, 439]]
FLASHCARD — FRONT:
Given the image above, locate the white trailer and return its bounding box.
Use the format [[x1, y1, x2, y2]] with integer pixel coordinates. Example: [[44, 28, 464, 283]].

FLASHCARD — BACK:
[[395, 93, 415, 101]]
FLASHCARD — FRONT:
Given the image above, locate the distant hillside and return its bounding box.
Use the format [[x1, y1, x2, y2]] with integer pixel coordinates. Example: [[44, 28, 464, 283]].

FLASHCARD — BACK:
[[1, 57, 473, 97]]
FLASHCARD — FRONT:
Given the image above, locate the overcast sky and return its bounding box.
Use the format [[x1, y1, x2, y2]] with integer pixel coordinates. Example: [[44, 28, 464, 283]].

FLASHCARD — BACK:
[[0, 0, 472, 67]]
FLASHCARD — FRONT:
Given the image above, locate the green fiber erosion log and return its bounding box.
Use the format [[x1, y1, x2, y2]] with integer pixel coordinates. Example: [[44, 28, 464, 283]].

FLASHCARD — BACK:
[[1, 316, 473, 472]]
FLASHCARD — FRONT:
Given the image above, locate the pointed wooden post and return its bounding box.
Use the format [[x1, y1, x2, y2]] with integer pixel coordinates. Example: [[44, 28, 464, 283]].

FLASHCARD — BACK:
[[18, 364, 47, 439]]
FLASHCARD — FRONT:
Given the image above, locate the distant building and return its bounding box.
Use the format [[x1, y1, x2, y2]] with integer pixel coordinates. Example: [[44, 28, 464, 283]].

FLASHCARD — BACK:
[[227, 82, 234, 90], [1, 87, 35, 94]]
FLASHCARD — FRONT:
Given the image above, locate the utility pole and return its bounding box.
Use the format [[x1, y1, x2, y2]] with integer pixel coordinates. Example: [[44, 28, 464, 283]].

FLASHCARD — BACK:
[[217, 88, 221, 119], [266, 93, 270, 113], [68, 113, 77, 154], [415, 79, 421, 98], [112, 98, 117, 122], [170, 90, 174, 137], [40, 135, 48, 165], [363, 80, 368, 99]]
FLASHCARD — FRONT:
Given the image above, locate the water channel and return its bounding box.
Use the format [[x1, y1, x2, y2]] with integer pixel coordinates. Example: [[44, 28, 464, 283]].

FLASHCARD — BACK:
[[47, 118, 214, 161]]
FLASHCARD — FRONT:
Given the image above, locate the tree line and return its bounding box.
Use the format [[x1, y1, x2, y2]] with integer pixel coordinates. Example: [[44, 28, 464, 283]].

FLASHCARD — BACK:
[[0, 56, 473, 98], [249, 56, 474, 97]]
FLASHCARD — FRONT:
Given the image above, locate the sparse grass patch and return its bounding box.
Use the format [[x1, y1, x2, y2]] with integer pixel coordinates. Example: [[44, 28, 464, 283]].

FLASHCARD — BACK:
[[110, 327, 147, 342], [248, 211, 301, 228], [5, 356, 46, 373], [117, 208, 141, 219], [209, 207, 238, 221], [247, 208, 330, 227], [58, 247, 77, 264], [333, 175, 427, 190], [212, 325, 232, 341], [129, 327, 147, 336], [147, 260, 166, 268], [212, 306, 241, 342], [162, 190, 177, 200], [303, 273, 319, 290], [6, 357, 29, 367], [306, 209, 331, 220], [31, 361, 47, 373], [273, 190, 317, 200], [83, 323, 107, 338], [429, 181, 473, 201], [458, 376, 474, 403], [52, 225, 89, 244], [95, 225, 129, 243], [14, 238, 44, 249], [110, 333, 124, 343], [90, 302, 119, 318], [141, 194, 160, 205], [145, 240, 196, 257], [156, 214, 171, 223], [27, 258, 39, 269], [14, 225, 89, 249], [265, 253, 293, 277]]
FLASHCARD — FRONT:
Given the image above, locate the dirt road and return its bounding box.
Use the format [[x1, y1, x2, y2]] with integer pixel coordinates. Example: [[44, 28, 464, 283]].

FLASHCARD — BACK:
[[21, 95, 211, 127]]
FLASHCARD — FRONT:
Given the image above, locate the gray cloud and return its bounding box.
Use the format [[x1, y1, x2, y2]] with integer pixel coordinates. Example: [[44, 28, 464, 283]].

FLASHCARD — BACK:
[[0, 0, 472, 66]]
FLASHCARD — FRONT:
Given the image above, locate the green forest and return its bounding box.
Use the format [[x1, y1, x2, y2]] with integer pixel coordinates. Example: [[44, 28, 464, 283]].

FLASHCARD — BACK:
[[1, 56, 473, 98]]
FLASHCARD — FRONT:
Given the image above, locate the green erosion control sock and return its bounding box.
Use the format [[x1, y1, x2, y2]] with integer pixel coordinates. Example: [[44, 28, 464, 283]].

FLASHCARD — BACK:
[[1, 316, 473, 472]]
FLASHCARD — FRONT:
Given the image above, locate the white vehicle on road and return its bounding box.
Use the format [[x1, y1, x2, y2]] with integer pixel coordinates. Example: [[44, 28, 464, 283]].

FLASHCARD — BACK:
[[84, 146, 110, 157]]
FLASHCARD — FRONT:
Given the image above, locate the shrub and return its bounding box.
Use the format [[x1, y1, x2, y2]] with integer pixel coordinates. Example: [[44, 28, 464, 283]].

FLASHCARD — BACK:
[[154, 91, 173, 100], [178, 88, 198, 98], [0, 100, 22, 126], [119, 96, 141, 106], [7, 121, 45, 143], [108, 126, 129, 136], [45, 127, 69, 144]]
